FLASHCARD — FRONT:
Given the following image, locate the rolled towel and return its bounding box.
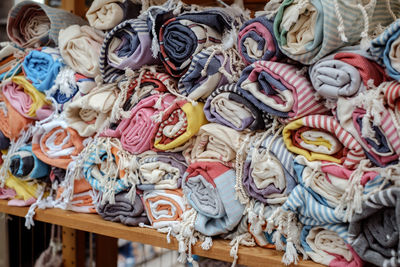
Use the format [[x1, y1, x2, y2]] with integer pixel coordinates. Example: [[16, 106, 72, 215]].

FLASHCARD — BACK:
[[5, 173, 46, 206], [381, 81, 400, 123], [237, 61, 327, 121], [348, 188, 400, 267], [0, 44, 24, 81], [86, 0, 142, 30], [177, 46, 244, 101], [2, 76, 53, 120], [143, 189, 186, 229], [7, 0, 87, 48], [137, 152, 187, 190], [238, 16, 283, 65], [151, 99, 207, 151], [9, 145, 51, 180], [100, 19, 160, 83], [204, 84, 267, 131], [31, 118, 85, 169], [182, 162, 245, 236], [0, 131, 10, 150], [283, 115, 365, 169], [103, 94, 176, 154], [59, 25, 104, 78], [97, 192, 149, 226]]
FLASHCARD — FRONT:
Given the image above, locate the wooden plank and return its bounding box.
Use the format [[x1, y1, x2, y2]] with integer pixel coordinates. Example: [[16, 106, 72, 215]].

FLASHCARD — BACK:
[[96, 235, 118, 267], [61, 0, 87, 18], [62, 227, 78, 267], [0, 200, 322, 267]]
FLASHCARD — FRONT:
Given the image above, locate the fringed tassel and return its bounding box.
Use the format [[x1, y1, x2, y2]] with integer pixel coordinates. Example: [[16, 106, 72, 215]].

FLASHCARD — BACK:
[[229, 233, 255, 267]]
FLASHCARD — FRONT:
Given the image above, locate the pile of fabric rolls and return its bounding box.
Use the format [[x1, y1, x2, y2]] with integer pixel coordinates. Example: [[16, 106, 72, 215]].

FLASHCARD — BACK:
[[1, 0, 400, 266]]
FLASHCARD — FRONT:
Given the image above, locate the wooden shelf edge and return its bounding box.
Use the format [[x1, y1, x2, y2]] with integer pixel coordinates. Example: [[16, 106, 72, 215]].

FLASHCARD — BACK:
[[0, 200, 322, 267]]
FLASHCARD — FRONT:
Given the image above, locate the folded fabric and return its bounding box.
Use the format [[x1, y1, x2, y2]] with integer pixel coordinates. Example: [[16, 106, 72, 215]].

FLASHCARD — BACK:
[[156, 9, 232, 77], [86, 0, 142, 30], [45, 67, 79, 106], [65, 84, 118, 137], [0, 131, 10, 150], [7, 0, 87, 48], [237, 61, 327, 121], [22, 47, 63, 93], [4, 173, 45, 206], [75, 73, 97, 95], [182, 162, 245, 236], [204, 84, 267, 131], [310, 49, 390, 100], [137, 152, 187, 190], [0, 186, 16, 200], [301, 224, 362, 267], [9, 145, 51, 180], [371, 19, 400, 80], [0, 44, 24, 81], [97, 191, 149, 225], [243, 134, 297, 204], [177, 46, 244, 101], [143, 189, 186, 229], [283, 115, 365, 169], [32, 118, 85, 169], [381, 81, 400, 126], [103, 94, 176, 154], [151, 99, 207, 151], [337, 93, 400, 167], [183, 123, 247, 167], [100, 19, 160, 83], [238, 16, 283, 65], [56, 178, 96, 213], [348, 188, 400, 267], [273, 0, 400, 64], [59, 25, 104, 78], [2, 76, 53, 120]]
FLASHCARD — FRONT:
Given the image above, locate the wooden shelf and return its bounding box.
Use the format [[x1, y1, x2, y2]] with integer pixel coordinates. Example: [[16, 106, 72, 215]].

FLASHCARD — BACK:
[[0, 200, 322, 267]]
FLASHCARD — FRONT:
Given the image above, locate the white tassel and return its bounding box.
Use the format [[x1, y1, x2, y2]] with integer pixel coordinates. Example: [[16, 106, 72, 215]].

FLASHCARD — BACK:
[[201, 237, 213, 250], [282, 241, 299, 265]]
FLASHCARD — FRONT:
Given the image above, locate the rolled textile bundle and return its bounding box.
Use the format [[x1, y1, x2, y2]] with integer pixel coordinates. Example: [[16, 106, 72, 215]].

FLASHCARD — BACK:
[[100, 19, 160, 83], [143, 189, 186, 229], [204, 84, 268, 131], [45, 67, 80, 106], [103, 94, 176, 154], [242, 133, 297, 205], [22, 47, 63, 93], [336, 93, 400, 167], [4, 173, 46, 206], [86, 0, 142, 31], [9, 145, 51, 180], [301, 224, 362, 267], [238, 16, 283, 65], [182, 162, 245, 236], [282, 115, 365, 169], [156, 9, 232, 77], [273, 0, 400, 65], [177, 46, 244, 101], [371, 19, 400, 80], [31, 118, 85, 169], [0, 44, 24, 81], [237, 61, 327, 121], [348, 188, 400, 267], [137, 152, 187, 190], [2, 76, 53, 120], [0, 186, 16, 200], [97, 192, 149, 226], [151, 99, 207, 151], [7, 0, 87, 48], [381, 81, 400, 125], [309, 49, 390, 100], [59, 25, 104, 78], [0, 131, 10, 150], [183, 123, 247, 167], [65, 83, 118, 137]]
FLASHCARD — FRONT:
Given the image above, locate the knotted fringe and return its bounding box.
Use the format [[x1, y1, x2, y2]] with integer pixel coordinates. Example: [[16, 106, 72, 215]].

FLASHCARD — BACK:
[[229, 233, 255, 267]]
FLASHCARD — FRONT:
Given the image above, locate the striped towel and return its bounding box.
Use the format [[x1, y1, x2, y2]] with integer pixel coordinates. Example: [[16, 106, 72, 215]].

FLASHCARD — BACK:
[[348, 188, 400, 267], [204, 84, 269, 131], [238, 16, 283, 65], [31, 118, 85, 170], [99, 19, 160, 83], [182, 162, 245, 236], [337, 92, 400, 167], [273, 0, 400, 65], [143, 189, 187, 229], [9, 145, 50, 180], [103, 94, 176, 154], [237, 61, 328, 121], [156, 10, 232, 77], [243, 134, 297, 205], [151, 99, 207, 151], [7, 0, 87, 48], [283, 115, 365, 169], [0, 44, 23, 81], [137, 152, 187, 190], [177, 46, 244, 101]]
